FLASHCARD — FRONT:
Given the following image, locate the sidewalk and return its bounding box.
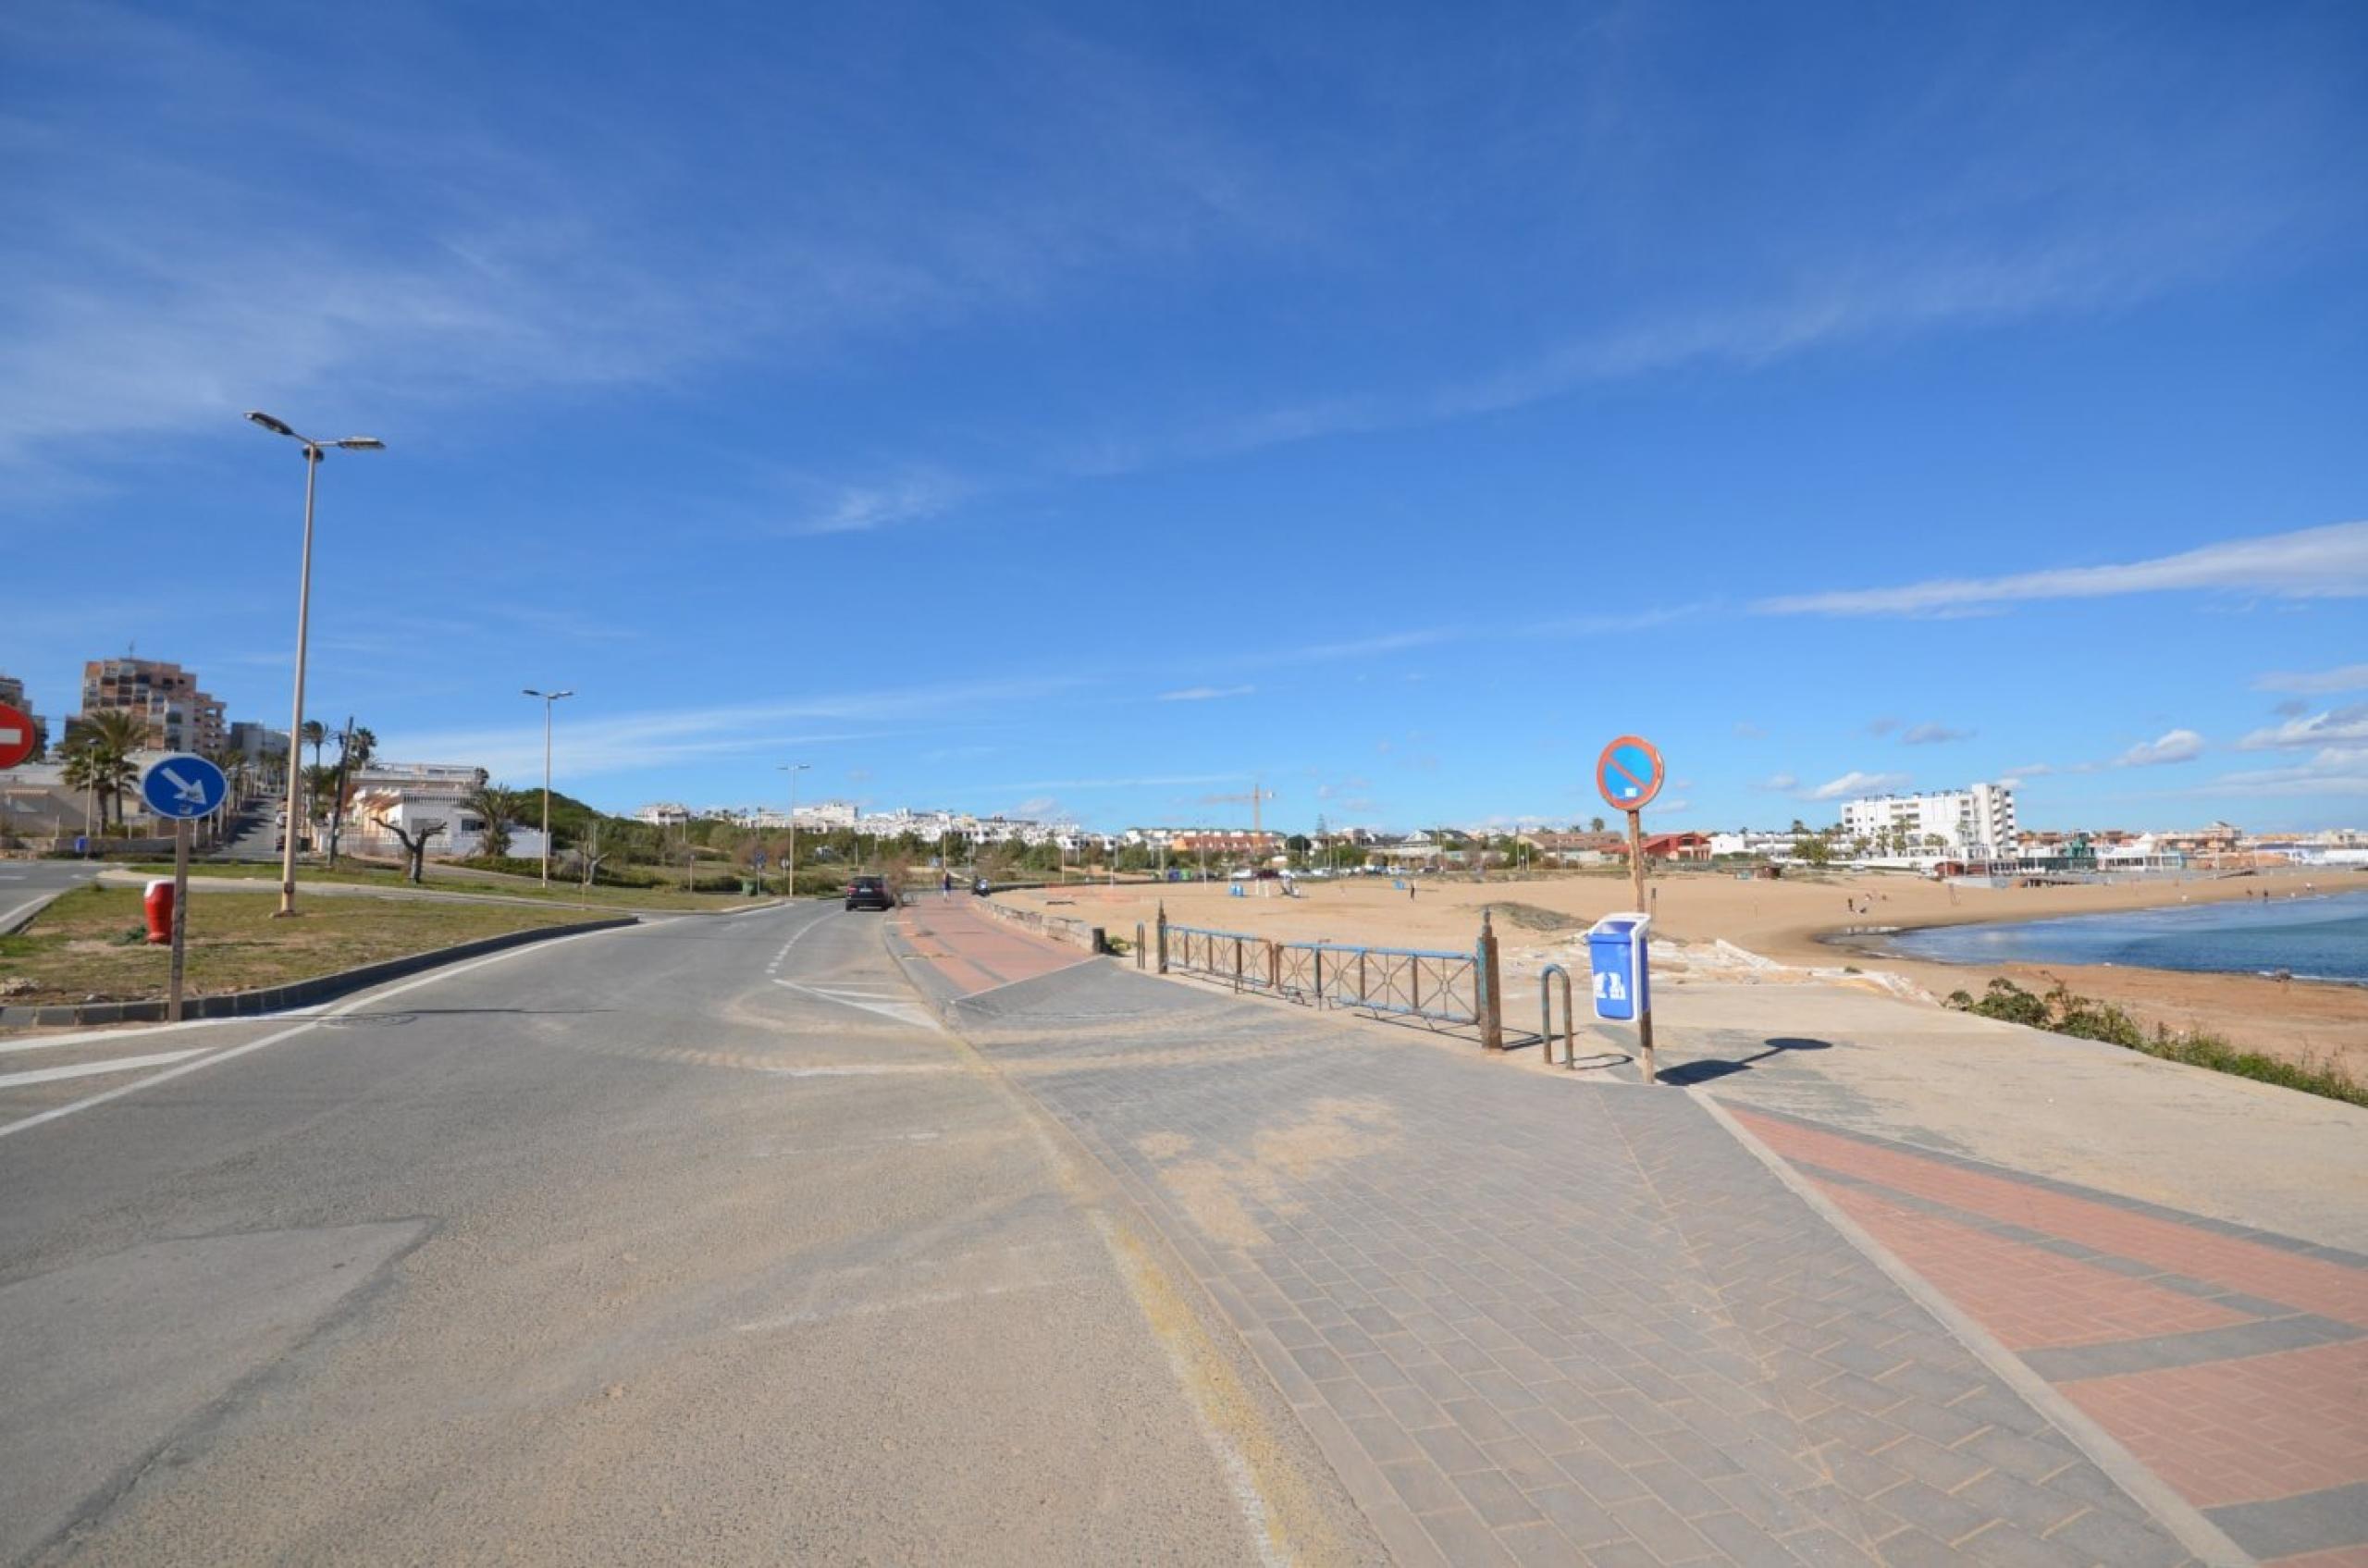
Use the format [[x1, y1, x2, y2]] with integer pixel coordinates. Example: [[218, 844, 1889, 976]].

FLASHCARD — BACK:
[[894, 920, 2258, 1565]]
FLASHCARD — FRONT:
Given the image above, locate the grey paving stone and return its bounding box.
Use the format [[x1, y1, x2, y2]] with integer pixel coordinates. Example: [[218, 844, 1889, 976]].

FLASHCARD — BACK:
[[2207, 1480, 2368, 1560], [961, 965, 2199, 1568]]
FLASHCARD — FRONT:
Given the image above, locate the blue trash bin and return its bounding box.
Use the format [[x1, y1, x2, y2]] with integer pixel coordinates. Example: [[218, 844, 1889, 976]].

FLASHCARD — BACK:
[[1586, 913, 1651, 1021]]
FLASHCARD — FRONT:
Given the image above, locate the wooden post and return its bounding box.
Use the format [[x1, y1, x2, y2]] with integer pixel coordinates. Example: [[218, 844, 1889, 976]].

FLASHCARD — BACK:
[[1155, 902, 1169, 973], [168, 817, 191, 1022], [1626, 809, 1655, 1084], [1476, 910, 1504, 1050]]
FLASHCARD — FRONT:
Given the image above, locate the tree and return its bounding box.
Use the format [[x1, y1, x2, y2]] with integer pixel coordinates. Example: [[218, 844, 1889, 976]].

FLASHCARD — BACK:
[[1794, 833, 1832, 868], [300, 719, 327, 772], [1589, 816, 1607, 835], [68, 710, 146, 827], [462, 783, 519, 859], [379, 816, 446, 883]]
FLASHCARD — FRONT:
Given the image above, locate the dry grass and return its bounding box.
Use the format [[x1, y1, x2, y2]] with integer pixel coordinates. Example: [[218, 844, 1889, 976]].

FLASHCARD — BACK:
[[0, 887, 611, 1007]]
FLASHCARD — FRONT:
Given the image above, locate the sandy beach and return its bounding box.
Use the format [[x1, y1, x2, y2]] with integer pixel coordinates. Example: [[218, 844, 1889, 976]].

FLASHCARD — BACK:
[[1006, 866, 2368, 1076]]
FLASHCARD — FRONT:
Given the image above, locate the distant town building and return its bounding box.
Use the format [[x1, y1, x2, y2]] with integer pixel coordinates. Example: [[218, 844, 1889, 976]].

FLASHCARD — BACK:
[[348, 763, 545, 860], [76, 658, 228, 754], [1842, 783, 2016, 856], [228, 722, 289, 763], [634, 802, 693, 827]]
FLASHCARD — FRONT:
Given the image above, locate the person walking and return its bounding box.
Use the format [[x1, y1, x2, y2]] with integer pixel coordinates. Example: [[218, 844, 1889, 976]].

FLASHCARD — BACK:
[[941, 870, 954, 903]]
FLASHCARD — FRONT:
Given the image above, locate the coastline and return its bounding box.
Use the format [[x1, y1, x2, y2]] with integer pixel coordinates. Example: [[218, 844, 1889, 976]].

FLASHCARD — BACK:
[[999, 865, 2368, 1079]]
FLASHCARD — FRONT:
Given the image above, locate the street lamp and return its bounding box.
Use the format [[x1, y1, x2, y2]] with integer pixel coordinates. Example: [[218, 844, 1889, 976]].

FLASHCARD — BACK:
[[779, 762, 810, 895], [248, 411, 383, 917], [523, 688, 574, 887]]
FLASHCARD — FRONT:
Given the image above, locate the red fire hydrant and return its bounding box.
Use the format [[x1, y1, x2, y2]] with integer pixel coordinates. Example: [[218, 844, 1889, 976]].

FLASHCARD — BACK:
[[143, 879, 175, 945]]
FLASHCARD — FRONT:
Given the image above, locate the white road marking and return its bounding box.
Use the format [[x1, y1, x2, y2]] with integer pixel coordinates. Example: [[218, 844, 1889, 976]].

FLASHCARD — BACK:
[[770, 978, 943, 1031], [0, 1011, 328, 1056], [0, 1048, 212, 1089], [762, 1063, 960, 1078], [0, 923, 640, 1142]]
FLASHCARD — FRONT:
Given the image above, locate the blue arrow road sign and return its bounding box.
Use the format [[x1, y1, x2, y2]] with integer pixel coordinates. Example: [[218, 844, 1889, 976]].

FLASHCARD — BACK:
[[141, 754, 228, 820]]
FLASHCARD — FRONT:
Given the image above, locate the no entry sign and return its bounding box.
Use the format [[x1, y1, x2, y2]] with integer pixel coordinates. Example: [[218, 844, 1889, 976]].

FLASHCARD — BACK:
[[0, 701, 33, 771], [1596, 735, 1664, 812]]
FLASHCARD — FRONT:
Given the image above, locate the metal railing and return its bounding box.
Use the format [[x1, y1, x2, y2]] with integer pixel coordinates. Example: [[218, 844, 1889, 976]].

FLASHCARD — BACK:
[[1162, 922, 1483, 1028], [1538, 963, 1575, 1066]]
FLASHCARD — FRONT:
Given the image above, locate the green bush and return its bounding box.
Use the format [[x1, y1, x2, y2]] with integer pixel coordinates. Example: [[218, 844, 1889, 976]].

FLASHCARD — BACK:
[[1947, 977, 2364, 1106]]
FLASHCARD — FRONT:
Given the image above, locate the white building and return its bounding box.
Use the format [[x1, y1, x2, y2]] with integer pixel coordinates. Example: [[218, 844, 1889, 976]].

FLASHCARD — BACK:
[[635, 802, 692, 827], [349, 762, 545, 859], [790, 800, 859, 832], [1842, 784, 2016, 856]]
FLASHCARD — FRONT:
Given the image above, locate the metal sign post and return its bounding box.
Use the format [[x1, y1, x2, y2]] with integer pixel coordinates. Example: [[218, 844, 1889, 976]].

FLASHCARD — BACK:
[[1596, 735, 1666, 1084], [169, 818, 191, 1020], [141, 755, 228, 1026]]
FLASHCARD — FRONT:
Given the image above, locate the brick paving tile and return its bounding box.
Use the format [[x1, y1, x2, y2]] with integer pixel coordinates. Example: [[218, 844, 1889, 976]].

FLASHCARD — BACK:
[[1819, 1183, 2255, 1351], [1732, 1110, 2368, 1329], [2059, 1340, 2368, 1509], [943, 963, 2206, 1567]]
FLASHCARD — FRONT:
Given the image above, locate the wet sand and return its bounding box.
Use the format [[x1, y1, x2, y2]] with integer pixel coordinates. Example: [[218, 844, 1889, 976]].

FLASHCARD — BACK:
[[1011, 866, 2368, 1076]]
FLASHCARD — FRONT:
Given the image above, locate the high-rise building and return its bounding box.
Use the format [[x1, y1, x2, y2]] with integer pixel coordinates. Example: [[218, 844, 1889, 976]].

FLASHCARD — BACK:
[[1842, 783, 2016, 856], [228, 721, 289, 761], [77, 658, 228, 754]]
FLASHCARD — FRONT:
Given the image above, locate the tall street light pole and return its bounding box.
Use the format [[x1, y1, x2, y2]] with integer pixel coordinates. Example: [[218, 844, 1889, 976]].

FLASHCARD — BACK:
[[779, 762, 810, 895], [523, 688, 574, 887], [247, 412, 383, 918]]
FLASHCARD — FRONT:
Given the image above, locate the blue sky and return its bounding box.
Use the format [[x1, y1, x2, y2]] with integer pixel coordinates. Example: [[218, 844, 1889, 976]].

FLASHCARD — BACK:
[[5, 1, 2364, 833]]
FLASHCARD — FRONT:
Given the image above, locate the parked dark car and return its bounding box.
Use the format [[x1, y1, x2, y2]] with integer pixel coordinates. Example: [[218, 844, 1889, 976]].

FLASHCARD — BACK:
[[845, 874, 896, 911]]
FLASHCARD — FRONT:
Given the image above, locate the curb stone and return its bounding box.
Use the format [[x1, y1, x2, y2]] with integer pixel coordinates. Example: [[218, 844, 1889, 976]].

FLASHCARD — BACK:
[[0, 916, 639, 1029]]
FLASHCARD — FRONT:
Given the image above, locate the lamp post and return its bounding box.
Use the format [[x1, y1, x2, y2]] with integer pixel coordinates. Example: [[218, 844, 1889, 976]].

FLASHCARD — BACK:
[[779, 762, 810, 895], [247, 411, 383, 917], [523, 688, 574, 887]]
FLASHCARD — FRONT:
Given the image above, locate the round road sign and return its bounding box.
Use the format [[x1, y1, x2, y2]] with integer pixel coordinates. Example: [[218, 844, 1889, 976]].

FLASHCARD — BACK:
[[140, 753, 229, 820], [1596, 735, 1665, 812], [0, 700, 34, 771]]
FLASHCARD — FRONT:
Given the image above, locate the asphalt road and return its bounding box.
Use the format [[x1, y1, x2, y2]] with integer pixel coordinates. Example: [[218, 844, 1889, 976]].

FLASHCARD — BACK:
[[0, 903, 1326, 1565], [0, 859, 101, 933]]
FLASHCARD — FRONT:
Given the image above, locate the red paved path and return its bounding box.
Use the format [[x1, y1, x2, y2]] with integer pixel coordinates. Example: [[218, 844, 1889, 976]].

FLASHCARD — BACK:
[[1733, 1105, 2368, 1566], [894, 897, 1094, 997]]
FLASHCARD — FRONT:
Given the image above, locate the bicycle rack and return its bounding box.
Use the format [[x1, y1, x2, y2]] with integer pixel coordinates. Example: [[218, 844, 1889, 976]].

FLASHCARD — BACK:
[[1539, 964, 1576, 1067]]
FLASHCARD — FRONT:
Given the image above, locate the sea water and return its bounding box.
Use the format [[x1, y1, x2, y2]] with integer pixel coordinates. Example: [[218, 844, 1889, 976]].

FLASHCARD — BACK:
[[1885, 888, 2368, 985]]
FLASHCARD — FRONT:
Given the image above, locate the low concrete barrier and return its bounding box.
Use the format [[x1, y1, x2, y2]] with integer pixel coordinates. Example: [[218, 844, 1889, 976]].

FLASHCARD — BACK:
[[0, 916, 639, 1028], [971, 895, 1104, 955]]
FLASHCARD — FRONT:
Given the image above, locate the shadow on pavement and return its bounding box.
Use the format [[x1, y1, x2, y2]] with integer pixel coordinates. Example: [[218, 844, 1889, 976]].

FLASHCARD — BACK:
[[1657, 1035, 1834, 1085]]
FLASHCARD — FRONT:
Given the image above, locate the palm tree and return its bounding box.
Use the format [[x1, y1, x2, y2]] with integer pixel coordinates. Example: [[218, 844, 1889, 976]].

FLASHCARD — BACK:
[[339, 725, 376, 773], [301, 719, 327, 771], [71, 710, 148, 828], [462, 783, 518, 859]]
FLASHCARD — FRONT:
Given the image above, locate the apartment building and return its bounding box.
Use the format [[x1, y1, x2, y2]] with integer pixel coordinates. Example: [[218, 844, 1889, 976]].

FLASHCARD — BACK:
[[1842, 783, 2016, 855], [77, 658, 228, 754]]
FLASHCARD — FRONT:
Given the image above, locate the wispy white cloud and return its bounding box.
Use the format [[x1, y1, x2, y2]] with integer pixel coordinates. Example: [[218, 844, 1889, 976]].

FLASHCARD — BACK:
[[1900, 722, 1976, 745], [1759, 773, 1799, 792], [1806, 770, 1909, 800], [2238, 704, 2368, 751], [2208, 746, 2368, 798], [2115, 729, 2204, 767], [386, 674, 1082, 779], [786, 473, 973, 536], [1156, 685, 1256, 702], [1754, 522, 2368, 617], [1733, 721, 1767, 740], [992, 772, 1244, 792], [2251, 665, 2368, 697]]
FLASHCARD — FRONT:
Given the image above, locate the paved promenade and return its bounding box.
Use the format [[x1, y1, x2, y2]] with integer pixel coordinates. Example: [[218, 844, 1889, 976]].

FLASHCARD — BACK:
[[891, 907, 2343, 1566]]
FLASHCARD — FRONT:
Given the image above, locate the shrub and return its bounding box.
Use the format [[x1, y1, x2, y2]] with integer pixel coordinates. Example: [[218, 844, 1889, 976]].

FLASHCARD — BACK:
[[1946, 975, 2364, 1107]]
